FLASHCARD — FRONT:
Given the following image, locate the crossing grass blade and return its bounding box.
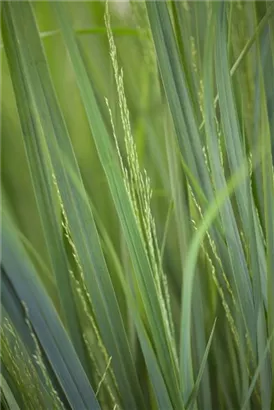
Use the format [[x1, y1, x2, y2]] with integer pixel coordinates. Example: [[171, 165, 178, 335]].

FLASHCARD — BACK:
[[179, 147, 253, 407], [241, 328, 274, 410], [186, 319, 216, 410]]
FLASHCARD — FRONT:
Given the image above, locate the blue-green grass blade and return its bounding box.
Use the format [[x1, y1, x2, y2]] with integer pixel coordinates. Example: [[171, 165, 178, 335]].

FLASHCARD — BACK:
[[1, 376, 21, 410], [204, 4, 256, 349], [256, 11, 274, 384], [215, 3, 267, 350], [1, 307, 60, 410], [146, 1, 213, 201], [1, 213, 100, 410], [241, 328, 274, 410]]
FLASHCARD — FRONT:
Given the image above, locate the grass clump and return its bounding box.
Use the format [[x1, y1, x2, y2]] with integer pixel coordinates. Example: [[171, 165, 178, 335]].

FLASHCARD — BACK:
[[1, 1, 274, 409]]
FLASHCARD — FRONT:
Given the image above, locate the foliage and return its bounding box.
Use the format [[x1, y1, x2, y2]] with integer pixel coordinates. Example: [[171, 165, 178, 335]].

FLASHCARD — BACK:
[[1, 1, 274, 409]]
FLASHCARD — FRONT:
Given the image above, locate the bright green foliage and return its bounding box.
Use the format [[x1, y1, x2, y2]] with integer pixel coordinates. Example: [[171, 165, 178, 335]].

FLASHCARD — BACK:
[[1, 1, 274, 409]]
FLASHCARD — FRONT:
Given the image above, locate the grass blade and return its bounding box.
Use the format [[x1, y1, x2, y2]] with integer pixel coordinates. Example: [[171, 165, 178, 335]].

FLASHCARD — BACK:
[[2, 2, 144, 408], [1, 0, 87, 369], [53, 2, 183, 408], [1, 212, 100, 410], [1, 375, 22, 410]]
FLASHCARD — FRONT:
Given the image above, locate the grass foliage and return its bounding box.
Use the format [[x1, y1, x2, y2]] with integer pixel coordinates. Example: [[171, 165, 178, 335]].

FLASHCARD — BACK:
[[1, 1, 274, 409]]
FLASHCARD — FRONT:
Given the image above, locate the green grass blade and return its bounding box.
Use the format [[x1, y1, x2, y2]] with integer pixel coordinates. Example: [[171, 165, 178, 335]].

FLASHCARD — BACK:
[[259, 46, 274, 394], [179, 150, 254, 406], [97, 215, 175, 410], [2, 2, 145, 408], [1, 1, 87, 369], [53, 2, 183, 408], [186, 319, 216, 410]]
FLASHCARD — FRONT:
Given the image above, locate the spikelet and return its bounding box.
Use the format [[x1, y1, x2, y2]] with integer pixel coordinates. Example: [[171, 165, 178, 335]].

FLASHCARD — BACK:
[[23, 304, 65, 410], [189, 185, 237, 306], [1, 317, 49, 409], [190, 36, 198, 74], [52, 172, 118, 407], [189, 189, 256, 379], [105, 2, 176, 352], [198, 79, 204, 119], [130, 1, 157, 77], [215, 117, 224, 168]]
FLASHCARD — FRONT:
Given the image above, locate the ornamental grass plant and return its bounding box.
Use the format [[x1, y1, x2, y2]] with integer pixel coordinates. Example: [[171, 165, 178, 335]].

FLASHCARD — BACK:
[[1, 1, 274, 409]]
